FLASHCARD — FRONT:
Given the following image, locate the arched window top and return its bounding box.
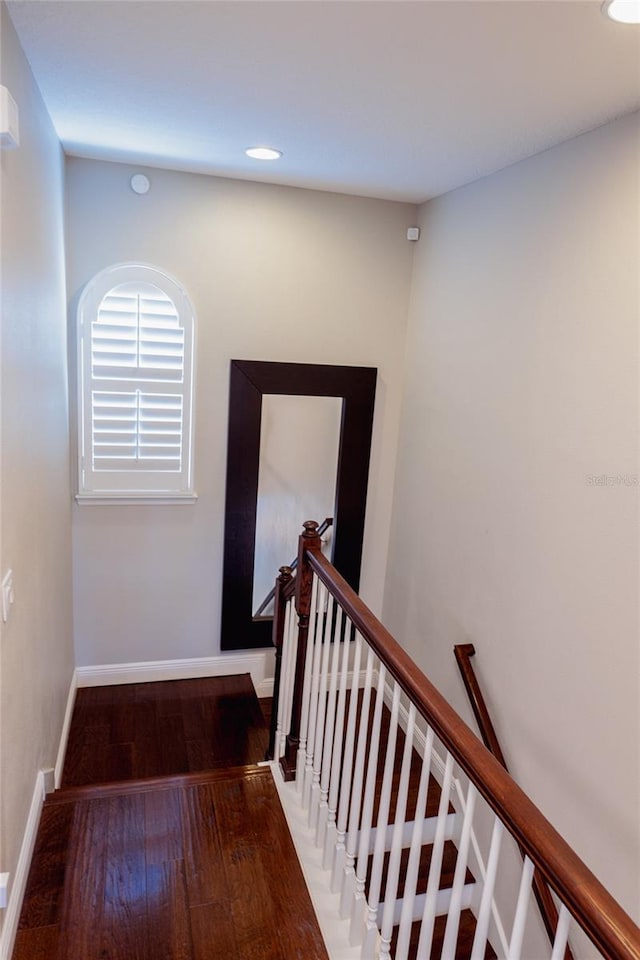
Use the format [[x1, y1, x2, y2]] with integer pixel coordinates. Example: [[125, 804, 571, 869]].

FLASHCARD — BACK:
[[76, 263, 196, 503], [93, 280, 185, 382]]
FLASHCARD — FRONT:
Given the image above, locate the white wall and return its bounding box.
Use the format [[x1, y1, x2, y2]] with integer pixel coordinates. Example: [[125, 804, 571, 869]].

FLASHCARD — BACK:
[[0, 1, 74, 938], [66, 158, 416, 668], [384, 113, 639, 919]]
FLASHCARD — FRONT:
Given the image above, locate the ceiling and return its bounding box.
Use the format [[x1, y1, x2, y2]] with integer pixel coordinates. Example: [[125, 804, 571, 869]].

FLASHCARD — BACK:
[[7, 0, 640, 203]]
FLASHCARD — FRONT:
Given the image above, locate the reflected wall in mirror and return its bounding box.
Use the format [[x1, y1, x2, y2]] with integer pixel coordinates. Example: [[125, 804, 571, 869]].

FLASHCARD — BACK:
[[220, 360, 377, 651], [252, 395, 341, 617]]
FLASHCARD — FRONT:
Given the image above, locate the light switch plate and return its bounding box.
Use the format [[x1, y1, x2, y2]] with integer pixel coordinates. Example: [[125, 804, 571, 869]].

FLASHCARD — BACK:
[[0, 86, 19, 149], [2, 569, 14, 623], [0, 873, 9, 909]]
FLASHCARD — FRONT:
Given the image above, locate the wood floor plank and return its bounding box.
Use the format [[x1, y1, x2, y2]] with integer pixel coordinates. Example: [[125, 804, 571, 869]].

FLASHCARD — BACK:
[[212, 773, 329, 960], [133, 699, 161, 778], [99, 792, 148, 960], [146, 860, 193, 960], [109, 687, 136, 743], [17, 803, 73, 929], [144, 786, 184, 864], [62, 724, 110, 787], [250, 779, 330, 960], [208, 674, 268, 766], [105, 741, 134, 781], [207, 777, 274, 958], [12, 925, 59, 959], [258, 696, 272, 729], [159, 715, 189, 775], [185, 737, 216, 771], [180, 782, 226, 907], [135, 679, 181, 704], [57, 798, 110, 960], [189, 902, 239, 960], [180, 679, 209, 741]]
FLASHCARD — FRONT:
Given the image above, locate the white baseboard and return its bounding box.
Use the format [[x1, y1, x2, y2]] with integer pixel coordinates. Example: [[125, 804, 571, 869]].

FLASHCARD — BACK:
[[76, 652, 275, 697], [55, 671, 78, 789], [0, 772, 46, 960], [255, 677, 274, 698]]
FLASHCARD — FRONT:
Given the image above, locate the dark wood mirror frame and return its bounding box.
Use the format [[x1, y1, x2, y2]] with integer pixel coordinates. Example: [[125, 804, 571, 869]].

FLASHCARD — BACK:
[[220, 360, 377, 651]]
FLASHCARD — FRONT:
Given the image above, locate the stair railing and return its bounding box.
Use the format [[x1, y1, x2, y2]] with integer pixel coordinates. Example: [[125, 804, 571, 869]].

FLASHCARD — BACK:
[[454, 643, 573, 960], [272, 520, 640, 960]]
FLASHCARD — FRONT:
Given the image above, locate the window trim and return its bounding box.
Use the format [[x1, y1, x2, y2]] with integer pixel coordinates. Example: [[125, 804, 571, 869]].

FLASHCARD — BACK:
[[76, 262, 196, 504]]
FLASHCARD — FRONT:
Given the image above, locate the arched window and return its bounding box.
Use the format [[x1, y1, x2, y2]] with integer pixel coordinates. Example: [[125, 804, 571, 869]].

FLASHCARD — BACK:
[[76, 263, 196, 501]]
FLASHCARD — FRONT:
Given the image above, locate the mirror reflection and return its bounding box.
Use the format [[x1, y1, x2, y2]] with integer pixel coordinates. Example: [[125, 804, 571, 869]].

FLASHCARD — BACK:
[[252, 394, 342, 617]]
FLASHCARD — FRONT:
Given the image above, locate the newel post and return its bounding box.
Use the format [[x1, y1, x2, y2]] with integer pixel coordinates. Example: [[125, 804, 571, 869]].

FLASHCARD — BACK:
[[280, 520, 322, 780], [266, 565, 293, 760]]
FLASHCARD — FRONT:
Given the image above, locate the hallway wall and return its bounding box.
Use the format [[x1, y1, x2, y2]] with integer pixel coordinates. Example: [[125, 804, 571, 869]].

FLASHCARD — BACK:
[[384, 112, 640, 918], [65, 158, 416, 668], [0, 4, 74, 943]]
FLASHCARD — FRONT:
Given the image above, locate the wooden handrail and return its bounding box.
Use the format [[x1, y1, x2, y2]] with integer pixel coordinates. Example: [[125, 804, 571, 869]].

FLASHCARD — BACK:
[[303, 544, 640, 960], [454, 643, 573, 960], [454, 643, 508, 767]]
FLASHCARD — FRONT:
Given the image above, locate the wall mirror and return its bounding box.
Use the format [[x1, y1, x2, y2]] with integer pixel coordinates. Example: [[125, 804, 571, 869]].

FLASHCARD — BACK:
[[220, 360, 377, 650]]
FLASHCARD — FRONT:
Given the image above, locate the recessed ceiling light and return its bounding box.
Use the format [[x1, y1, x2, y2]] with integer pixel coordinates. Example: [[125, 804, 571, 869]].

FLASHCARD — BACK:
[[602, 0, 640, 23], [245, 146, 283, 161]]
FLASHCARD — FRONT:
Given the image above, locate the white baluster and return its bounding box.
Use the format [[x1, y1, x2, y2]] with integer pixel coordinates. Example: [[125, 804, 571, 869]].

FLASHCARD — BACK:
[[416, 751, 454, 958], [332, 633, 364, 890], [309, 593, 335, 829], [379, 701, 417, 960], [303, 581, 327, 807], [470, 816, 504, 960], [339, 647, 375, 914], [441, 781, 478, 957], [316, 603, 344, 846], [283, 596, 298, 750], [363, 682, 401, 958], [322, 614, 353, 868], [349, 661, 387, 946], [507, 855, 535, 960], [296, 573, 319, 789], [275, 598, 293, 759], [550, 904, 571, 960], [395, 726, 436, 960]]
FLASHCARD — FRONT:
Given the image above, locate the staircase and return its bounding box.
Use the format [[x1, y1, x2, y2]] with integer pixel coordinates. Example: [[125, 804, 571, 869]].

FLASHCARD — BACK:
[[269, 521, 640, 960]]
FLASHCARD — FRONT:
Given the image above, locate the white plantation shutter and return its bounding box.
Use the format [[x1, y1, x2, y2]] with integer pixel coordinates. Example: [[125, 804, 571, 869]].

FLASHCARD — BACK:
[[91, 391, 183, 471], [91, 283, 185, 382], [77, 265, 196, 500]]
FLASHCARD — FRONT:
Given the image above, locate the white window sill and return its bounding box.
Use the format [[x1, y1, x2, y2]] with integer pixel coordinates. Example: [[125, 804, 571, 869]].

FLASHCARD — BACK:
[[75, 492, 198, 506]]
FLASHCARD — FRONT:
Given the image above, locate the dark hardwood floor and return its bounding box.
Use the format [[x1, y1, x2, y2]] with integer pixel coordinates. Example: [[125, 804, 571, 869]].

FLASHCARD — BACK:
[[16, 674, 493, 959], [14, 768, 328, 960], [61, 674, 270, 786], [15, 675, 326, 960]]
